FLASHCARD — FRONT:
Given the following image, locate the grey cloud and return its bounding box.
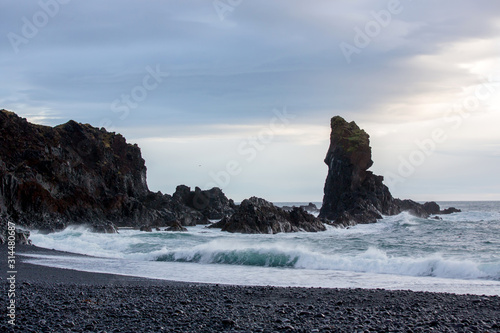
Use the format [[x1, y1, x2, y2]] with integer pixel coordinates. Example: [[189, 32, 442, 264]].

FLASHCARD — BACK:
[[1, 0, 499, 199]]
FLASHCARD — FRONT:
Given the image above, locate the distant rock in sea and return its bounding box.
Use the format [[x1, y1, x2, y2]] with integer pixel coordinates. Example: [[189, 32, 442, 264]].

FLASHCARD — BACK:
[[166, 220, 188, 232], [209, 197, 326, 234], [280, 202, 319, 213], [422, 202, 461, 215], [319, 116, 459, 226]]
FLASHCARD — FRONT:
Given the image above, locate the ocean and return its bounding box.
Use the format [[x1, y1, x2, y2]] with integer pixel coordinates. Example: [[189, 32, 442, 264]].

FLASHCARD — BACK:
[[24, 201, 500, 296]]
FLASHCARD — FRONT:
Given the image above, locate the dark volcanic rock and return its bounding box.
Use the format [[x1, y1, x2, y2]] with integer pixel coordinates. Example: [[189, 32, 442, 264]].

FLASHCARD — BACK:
[[196, 216, 211, 225], [319, 116, 456, 226], [90, 224, 117, 234], [210, 197, 326, 234], [281, 202, 319, 214], [166, 221, 188, 232], [139, 225, 153, 232], [440, 207, 461, 214], [319, 116, 402, 225], [300, 202, 319, 213], [173, 185, 235, 221], [413, 201, 461, 216], [394, 198, 430, 218], [0, 110, 236, 234], [0, 110, 177, 232], [423, 201, 441, 214]]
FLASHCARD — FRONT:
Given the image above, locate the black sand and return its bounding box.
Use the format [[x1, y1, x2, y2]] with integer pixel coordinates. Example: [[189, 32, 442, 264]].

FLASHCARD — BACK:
[[1, 245, 499, 332]]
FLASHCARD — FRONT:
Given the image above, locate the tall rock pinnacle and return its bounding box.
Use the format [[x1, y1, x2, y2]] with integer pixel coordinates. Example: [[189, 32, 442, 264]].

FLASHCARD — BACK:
[[319, 116, 437, 225]]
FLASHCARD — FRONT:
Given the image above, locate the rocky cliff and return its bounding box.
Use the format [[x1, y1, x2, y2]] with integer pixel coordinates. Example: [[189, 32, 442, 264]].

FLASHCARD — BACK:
[[0, 110, 233, 233], [319, 116, 458, 226]]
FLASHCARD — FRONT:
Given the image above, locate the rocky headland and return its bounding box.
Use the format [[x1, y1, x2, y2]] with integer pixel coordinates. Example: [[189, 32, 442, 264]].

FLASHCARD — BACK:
[[319, 116, 459, 226], [0, 110, 235, 238]]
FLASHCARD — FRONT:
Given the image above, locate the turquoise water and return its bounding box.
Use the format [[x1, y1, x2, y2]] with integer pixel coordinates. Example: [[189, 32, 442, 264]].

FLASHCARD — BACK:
[[25, 201, 500, 295]]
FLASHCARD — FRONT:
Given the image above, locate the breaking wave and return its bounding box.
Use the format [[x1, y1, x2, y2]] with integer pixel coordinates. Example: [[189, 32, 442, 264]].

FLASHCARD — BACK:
[[155, 241, 499, 281]]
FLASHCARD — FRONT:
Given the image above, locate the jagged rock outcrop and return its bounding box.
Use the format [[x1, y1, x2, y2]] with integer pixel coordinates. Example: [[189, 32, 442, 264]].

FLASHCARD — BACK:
[[210, 197, 326, 234], [319, 116, 458, 226], [300, 203, 319, 214], [422, 202, 461, 215], [281, 203, 320, 214], [172, 185, 236, 222], [166, 220, 188, 232], [440, 207, 461, 214], [0, 110, 234, 234], [422, 202, 440, 215]]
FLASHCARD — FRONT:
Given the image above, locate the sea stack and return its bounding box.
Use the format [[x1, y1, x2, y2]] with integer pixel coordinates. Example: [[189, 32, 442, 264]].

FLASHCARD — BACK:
[[319, 116, 452, 226]]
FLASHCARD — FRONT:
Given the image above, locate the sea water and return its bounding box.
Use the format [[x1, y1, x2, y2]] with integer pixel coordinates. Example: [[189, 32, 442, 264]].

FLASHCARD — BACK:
[[24, 201, 500, 295]]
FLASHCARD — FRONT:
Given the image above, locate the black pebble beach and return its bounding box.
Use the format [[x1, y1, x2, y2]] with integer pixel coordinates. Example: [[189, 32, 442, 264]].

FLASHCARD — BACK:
[[1, 245, 499, 332]]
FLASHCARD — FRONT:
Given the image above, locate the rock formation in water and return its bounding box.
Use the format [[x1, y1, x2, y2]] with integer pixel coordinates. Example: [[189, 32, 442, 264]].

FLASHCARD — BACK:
[[281, 202, 320, 214], [173, 185, 236, 222], [422, 201, 461, 215], [319, 116, 459, 226], [0, 110, 233, 233], [210, 197, 326, 234]]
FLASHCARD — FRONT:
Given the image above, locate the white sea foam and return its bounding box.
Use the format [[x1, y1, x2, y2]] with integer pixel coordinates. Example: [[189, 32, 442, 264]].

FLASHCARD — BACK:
[[21, 253, 500, 296], [296, 247, 497, 279], [32, 227, 498, 281], [30, 226, 130, 259], [26, 203, 500, 294]]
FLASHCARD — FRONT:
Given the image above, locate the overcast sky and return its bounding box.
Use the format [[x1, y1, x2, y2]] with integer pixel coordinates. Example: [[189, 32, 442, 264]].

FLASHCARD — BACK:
[[1, 0, 499, 202]]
